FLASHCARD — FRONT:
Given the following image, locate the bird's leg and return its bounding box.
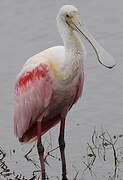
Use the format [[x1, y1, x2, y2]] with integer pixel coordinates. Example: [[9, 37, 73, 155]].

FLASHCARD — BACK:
[[37, 121, 46, 180], [58, 117, 68, 180]]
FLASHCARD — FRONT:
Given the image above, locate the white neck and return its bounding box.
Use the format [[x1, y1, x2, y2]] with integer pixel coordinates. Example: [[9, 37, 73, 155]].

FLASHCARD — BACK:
[[58, 21, 85, 84]]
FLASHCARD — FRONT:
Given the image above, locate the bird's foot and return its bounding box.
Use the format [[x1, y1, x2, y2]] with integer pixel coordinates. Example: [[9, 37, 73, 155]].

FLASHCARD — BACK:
[[41, 171, 46, 180], [62, 177, 68, 180]]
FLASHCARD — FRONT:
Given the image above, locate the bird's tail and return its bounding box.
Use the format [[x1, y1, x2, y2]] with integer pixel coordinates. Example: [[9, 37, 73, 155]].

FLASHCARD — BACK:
[[19, 115, 60, 143]]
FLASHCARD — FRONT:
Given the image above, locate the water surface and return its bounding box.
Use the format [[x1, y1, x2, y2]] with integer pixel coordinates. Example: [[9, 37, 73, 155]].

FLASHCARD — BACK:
[[0, 0, 123, 179]]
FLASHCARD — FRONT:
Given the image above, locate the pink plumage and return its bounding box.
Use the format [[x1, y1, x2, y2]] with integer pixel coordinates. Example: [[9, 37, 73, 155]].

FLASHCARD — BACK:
[[14, 60, 84, 142], [14, 64, 53, 141]]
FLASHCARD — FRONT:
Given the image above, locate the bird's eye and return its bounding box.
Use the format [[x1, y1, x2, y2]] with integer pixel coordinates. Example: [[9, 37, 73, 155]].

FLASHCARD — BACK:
[[66, 14, 70, 18]]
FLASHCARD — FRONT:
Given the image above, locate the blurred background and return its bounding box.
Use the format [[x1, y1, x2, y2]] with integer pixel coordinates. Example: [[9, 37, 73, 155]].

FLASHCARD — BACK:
[[0, 0, 122, 179]]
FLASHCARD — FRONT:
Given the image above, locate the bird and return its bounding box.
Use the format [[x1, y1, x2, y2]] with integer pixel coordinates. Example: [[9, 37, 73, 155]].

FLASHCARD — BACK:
[[13, 5, 116, 180]]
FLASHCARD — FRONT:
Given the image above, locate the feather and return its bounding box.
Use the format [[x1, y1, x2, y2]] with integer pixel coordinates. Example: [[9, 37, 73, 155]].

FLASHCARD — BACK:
[[14, 64, 53, 139]]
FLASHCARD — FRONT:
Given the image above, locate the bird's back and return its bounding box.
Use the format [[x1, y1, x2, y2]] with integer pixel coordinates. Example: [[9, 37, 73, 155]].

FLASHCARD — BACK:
[[19, 46, 65, 78]]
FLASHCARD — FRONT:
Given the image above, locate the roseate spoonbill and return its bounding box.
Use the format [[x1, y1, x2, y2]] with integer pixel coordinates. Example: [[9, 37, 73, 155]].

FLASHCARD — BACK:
[[13, 5, 116, 180]]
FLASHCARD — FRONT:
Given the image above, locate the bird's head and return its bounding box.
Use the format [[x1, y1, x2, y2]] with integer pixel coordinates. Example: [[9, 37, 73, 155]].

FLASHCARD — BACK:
[[56, 5, 82, 33], [57, 5, 116, 69]]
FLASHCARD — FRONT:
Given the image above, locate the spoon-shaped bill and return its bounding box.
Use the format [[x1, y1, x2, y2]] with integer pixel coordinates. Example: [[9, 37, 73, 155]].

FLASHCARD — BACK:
[[74, 24, 116, 68]]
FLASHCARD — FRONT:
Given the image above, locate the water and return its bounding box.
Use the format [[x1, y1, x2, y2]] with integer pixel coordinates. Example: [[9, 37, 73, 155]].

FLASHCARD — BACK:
[[0, 0, 123, 179]]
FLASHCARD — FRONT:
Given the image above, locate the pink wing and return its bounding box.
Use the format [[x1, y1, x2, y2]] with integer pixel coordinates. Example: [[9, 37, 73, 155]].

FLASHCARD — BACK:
[[13, 64, 53, 139]]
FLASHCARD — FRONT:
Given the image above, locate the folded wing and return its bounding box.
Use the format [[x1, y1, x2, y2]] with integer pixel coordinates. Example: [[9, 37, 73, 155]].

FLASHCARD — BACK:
[[13, 64, 53, 139]]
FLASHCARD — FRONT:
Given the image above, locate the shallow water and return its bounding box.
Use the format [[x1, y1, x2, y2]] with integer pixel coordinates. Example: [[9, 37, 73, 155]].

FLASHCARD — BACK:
[[0, 0, 123, 179]]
